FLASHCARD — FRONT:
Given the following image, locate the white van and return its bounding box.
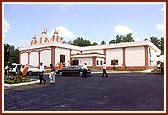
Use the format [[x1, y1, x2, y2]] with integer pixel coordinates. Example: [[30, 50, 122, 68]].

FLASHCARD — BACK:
[[8, 63, 22, 75]]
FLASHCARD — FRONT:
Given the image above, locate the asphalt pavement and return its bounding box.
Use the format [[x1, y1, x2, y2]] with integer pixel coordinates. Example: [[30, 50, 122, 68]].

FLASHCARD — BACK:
[[4, 72, 164, 112]]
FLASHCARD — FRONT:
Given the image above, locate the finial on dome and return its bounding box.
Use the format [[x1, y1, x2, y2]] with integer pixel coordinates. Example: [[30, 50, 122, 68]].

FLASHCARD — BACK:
[[33, 35, 36, 39], [42, 27, 48, 34], [54, 29, 59, 34]]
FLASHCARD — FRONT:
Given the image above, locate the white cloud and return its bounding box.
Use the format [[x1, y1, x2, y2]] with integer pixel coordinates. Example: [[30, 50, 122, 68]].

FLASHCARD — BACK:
[[4, 19, 11, 38], [48, 26, 75, 39], [156, 24, 164, 30], [160, 5, 165, 12], [113, 25, 143, 41], [132, 36, 141, 41], [114, 25, 133, 35]]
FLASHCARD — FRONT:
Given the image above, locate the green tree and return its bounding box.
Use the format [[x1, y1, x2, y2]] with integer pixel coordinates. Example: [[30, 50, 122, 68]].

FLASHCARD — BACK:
[[67, 40, 72, 45], [109, 39, 116, 44], [150, 36, 160, 48], [109, 33, 135, 44], [72, 37, 91, 47], [116, 35, 123, 43], [91, 42, 98, 46], [100, 40, 106, 45], [123, 33, 134, 42], [4, 44, 20, 65], [160, 37, 164, 55], [149, 36, 164, 55]]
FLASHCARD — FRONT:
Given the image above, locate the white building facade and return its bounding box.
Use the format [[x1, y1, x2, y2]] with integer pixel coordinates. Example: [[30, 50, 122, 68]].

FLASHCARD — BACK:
[[19, 30, 161, 70]]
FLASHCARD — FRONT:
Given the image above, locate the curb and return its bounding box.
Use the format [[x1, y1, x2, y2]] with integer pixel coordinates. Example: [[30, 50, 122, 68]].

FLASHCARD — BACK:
[[4, 80, 40, 88]]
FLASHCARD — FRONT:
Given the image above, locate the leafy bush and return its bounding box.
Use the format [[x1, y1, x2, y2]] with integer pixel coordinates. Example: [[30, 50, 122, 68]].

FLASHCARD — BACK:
[[4, 75, 35, 84]]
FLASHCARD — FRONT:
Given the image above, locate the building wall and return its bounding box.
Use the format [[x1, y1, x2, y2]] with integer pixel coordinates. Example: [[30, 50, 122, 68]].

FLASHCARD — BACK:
[[149, 47, 158, 66], [125, 46, 145, 66], [71, 50, 81, 55], [21, 53, 28, 65], [77, 58, 92, 66], [40, 50, 51, 67], [19, 40, 161, 70], [106, 48, 123, 66], [30, 52, 38, 66], [82, 49, 103, 54], [55, 48, 70, 65]]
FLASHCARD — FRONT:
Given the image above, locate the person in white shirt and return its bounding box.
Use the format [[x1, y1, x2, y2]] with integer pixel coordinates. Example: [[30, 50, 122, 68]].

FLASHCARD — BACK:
[[82, 63, 88, 78], [5, 65, 9, 75], [102, 62, 108, 77], [49, 64, 55, 84], [39, 62, 46, 84]]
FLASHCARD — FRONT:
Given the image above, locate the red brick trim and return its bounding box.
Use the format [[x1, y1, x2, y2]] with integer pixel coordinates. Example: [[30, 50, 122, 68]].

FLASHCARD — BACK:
[[51, 46, 55, 66], [103, 49, 106, 62], [38, 51, 40, 67], [122, 48, 126, 69], [70, 49, 72, 65], [144, 45, 149, 69], [71, 52, 104, 56], [92, 56, 96, 68], [28, 52, 30, 64]]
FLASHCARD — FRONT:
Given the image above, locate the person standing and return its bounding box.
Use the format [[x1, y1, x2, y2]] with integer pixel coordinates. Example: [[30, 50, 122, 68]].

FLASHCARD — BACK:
[[60, 62, 63, 69], [49, 64, 55, 84], [160, 62, 164, 74], [102, 62, 108, 77], [39, 62, 46, 84], [5, 65, 9, 75], [22, 64, 29, 77], [82, 63, 88, 78]]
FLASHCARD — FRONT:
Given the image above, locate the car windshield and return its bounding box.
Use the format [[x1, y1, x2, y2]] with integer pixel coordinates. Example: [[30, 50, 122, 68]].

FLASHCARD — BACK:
[[68, 66, 80, 70], [28, 65, 34, 68], [11, 65, 16, 68]]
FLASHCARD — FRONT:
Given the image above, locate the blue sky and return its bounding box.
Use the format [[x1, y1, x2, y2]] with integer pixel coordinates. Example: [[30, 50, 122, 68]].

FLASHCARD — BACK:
[[3, 2, 165, 48]]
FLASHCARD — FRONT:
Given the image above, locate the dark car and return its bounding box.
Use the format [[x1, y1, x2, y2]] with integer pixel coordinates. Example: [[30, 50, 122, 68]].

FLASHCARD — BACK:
[[56, 66, 91, 77]]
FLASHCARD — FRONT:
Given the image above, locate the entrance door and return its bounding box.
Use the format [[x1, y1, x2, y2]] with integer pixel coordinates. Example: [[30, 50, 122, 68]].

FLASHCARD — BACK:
[[60, 55, 65, 65], [72, 59, 79, 65]]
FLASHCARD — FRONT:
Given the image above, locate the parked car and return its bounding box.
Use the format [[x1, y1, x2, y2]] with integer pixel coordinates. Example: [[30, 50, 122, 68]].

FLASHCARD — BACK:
[[8, 63, 40, 76], [8, 63, 22, 75], [21, 64, 40, 76], [56, 65, 91, 77]]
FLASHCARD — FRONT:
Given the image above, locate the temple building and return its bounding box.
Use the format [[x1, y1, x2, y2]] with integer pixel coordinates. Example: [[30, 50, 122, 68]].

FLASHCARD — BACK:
[[19, 29, 161, 70]]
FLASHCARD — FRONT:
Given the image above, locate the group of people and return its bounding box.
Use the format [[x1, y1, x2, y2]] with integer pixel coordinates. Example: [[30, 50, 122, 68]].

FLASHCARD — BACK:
[[38, 61, 109, 84], [21, 61, 108, 85], [81, 62, 108, 78], [38, 62, 63, 85]]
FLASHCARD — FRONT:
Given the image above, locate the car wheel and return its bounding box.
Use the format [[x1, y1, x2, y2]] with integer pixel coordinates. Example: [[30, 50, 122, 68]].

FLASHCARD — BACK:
[[79, 72, 83, 77], [59, 72, 62, 76], [28, 71, 32, 76]]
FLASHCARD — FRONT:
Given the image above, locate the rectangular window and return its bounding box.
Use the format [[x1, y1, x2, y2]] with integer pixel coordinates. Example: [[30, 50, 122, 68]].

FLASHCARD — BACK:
[[111, 59, 118, 65], [100, 60, 103, 65], [97, 60, 99, 65], [60, 55, 65, 65]]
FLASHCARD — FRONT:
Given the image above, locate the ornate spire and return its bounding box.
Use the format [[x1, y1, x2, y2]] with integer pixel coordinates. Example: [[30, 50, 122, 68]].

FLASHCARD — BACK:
[[42, 27, 48, 34], [30, 35, 37, 45], [54, 29, 59, 34]]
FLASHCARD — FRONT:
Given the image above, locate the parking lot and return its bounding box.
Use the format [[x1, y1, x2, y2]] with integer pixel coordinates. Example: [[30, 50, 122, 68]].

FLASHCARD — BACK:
[[4, 72, 164, 112]]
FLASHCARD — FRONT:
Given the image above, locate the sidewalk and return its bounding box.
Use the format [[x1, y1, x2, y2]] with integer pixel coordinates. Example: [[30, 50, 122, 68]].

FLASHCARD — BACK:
[[92, 69, 154, 73], [4, 80, 40, 88]]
